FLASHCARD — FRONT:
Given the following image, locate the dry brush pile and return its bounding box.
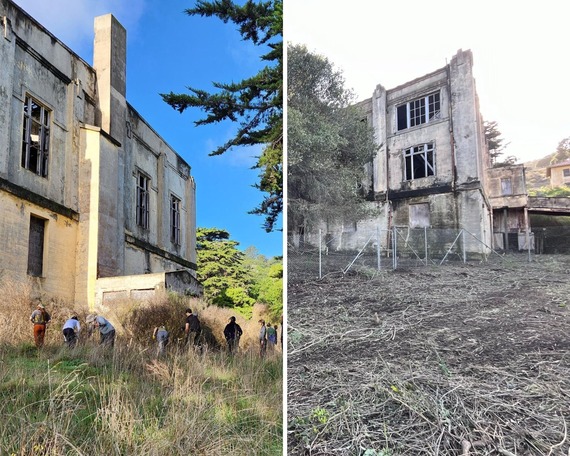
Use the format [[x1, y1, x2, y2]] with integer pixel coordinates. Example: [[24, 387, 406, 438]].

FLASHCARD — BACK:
[[288, 254, 570, 455]]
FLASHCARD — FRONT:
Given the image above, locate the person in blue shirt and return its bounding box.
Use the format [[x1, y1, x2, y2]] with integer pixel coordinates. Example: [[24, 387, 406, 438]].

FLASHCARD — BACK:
[[87, 314, 115, 348], [62, 316, 80, 348]]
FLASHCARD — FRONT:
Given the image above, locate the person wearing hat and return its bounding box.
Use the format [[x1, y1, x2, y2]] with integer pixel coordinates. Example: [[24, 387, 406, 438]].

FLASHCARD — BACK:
[[87, 314, 115, 348], [62, 316, 81, 348], [223, 316, 243, 354], [29, 302, 51, 348]]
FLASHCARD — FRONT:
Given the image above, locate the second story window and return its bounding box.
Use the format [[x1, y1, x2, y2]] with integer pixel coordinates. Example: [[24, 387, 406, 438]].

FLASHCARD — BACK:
[[170, 195, 181, 245], [136, 172, 150, 229], [404, 143, 435, 181], [22, 96, 50, 177], [397, 91, 440, 131]]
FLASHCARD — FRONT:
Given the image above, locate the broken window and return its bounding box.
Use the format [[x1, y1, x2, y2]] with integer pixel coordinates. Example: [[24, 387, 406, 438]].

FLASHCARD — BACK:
[[397, 91, 441, 131], [404, 143, 435, 180], [21, 96, 50, 177], [170, 194, 181, 245], [136, 172, 150, 229], [500, 178, 512, 195], [27, 215, 45, 277]]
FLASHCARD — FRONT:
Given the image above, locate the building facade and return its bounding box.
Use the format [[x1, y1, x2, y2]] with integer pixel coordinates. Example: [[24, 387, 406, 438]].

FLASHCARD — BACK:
[[305, 49, 494, 255], [546, 160, 570, 187], [0, 1, 197, 307]]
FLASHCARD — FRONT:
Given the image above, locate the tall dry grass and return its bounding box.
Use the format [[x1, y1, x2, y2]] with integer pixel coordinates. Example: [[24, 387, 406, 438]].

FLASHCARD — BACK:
[[0, 279, 283, 455]]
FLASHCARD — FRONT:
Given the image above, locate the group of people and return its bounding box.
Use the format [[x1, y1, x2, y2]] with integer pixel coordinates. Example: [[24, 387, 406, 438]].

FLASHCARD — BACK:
[[30, 303, 281, 357], [258, 319, 280, 356], [29, 302, 115, 349]]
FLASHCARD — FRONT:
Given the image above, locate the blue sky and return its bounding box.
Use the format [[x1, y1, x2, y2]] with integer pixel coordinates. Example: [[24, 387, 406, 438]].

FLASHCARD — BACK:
[[14, 0, 283, 258]]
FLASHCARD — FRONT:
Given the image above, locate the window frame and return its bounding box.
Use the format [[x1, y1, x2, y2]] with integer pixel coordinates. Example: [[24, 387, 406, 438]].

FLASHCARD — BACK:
[[404, 143, 435, 181], [27, 215, 46, 277], [21, 95, 50, 177], [170, 194, 181, 245], [397, 91, 441, 131], [136, 172, 150, 230]]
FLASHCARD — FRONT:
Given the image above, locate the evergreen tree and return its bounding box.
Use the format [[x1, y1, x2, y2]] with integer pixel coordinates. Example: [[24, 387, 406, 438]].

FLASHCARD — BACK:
[[484, 120, 514, 166], [162, 0, 283, 232], [243, 246, 282, 318], [196, 227, 254, 309], [287, 44, 377, 232]]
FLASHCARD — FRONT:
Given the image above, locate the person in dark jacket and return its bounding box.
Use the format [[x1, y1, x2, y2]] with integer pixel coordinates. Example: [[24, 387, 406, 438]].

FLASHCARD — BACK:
[[184, 308, 201, 348], [223, 316, 243, 354]]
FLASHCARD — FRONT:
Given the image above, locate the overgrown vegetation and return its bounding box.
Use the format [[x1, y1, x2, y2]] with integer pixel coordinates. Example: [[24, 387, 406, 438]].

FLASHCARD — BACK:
[[0, 280, 282, 455], [196, 227, 282, 320], [287, 44, 377, 231]]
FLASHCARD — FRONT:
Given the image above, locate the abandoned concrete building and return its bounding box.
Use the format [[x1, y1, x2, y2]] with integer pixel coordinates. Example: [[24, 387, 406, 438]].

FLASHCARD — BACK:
[[0, 0, 199, 308], [292, 49, 562, 257], [296, 49, 500, 256]]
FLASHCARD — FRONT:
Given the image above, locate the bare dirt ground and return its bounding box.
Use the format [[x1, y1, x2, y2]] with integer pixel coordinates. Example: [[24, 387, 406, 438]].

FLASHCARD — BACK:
[[287, 254, 570, 455]]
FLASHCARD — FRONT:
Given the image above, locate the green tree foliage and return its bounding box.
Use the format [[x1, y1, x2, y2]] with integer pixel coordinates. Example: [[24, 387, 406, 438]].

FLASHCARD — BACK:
[[549, 137, 570, 165], [162, 0, 283, 232], [196, 227, 254, 310], [287, 44, 377, 231], [243, 247, 282, 319], [484, 120, 515, 167], [528, 186, 570, 197], [196, 231, 282, 318]]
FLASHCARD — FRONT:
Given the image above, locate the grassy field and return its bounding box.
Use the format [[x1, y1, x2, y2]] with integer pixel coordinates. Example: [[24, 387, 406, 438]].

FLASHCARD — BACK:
[[0, 282, 282, 456]]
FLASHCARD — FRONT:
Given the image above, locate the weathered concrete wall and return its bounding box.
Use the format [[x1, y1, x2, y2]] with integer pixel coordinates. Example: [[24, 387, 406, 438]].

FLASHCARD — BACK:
[[0, 190, 78, 301]]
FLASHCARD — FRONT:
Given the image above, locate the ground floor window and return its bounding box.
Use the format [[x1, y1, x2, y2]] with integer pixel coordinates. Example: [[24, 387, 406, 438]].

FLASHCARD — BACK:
[[27, 215, 46, 276]]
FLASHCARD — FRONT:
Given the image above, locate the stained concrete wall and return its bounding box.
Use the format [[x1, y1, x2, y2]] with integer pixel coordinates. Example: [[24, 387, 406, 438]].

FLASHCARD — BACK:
[[0, 1, 197, 309], [315, 49, 492, 254]]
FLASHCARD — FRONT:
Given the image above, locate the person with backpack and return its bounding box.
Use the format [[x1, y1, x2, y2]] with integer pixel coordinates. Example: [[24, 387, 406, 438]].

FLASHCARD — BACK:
[[223, 316, 243, 354], [184, 308, 201, 349], [29, 302, 51, 348], [152, 325, 169, 357], [62, 316, 81, 348]]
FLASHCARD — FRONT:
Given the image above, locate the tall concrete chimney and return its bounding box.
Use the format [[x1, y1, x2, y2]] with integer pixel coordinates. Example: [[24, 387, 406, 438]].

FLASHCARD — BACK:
[[93, 14, 126, 140]]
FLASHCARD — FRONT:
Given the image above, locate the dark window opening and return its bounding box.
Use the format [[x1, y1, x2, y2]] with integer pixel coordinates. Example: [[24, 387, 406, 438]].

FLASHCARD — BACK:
[[404, 143, 435, 181], [27, 215, 45, 277], [563, 168, 570, 177], [136, 173, 150, 229], [170, 195, 181, 245], [397, 91, 440, 131], [21, 96, 50, 177]]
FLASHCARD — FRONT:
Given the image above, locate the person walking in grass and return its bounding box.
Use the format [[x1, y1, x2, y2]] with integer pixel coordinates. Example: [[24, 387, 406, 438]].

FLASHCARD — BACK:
[[87, 314, 115, 348], [223, 316, 243, 354], [184, 308, 202, 349], [152, 325, 169, 357], [267, 322, 277, 351], [258, 319, 267, 357], [30, 302, 51, 348], [62, 316, 81, 348]]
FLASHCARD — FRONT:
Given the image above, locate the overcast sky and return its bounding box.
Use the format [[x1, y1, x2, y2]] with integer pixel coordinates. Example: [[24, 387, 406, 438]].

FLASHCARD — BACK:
[[285, 0, 570, 163], [14, 0, 283, 257]]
